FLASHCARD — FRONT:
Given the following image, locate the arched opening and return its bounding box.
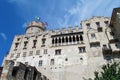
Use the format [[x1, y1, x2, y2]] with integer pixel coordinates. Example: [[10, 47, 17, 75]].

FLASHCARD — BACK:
[[62, 37, 64, 43], [80, 35, 83, 41], [55, 38, 57, 44], [66, 37, 68, 43], [69, 36, 72, 42], [76, 35, 79, 41], [73, 36, 75, 42], [59, 37, 61, 43], [52, 38, 54, 44]]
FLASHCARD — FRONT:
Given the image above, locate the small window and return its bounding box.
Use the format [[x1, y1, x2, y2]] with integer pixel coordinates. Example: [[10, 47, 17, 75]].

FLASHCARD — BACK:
[[91, 34, 96, 38], [23, 41, 28, 49], [17, 38, 20, 41], [44, 49, 47, 54], [96, 22, 100, 27], [41, 38, 46, 47], [16, 53, 20, 58], [38, 60, 43, 66], [55, 49, 61, 55], [65, 58, 68, 61], [36, 50, 40, 55], [50, 59, 54, 65], [23, 52, 26, 57], [15, 43, 19, 48], [32, 40, 37, 48], [79, 47, 86, 53], [29, 51, 33, 56], [80, 58, 83, 60], [86, 23, 90, 29], [110, 32, 114, 36], [104, 21, 109, 26], [103, 44, 107, 48]]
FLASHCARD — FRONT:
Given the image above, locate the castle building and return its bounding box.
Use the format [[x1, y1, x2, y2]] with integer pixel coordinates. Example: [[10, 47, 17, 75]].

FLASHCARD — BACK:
[[0, 8, 120, 80]]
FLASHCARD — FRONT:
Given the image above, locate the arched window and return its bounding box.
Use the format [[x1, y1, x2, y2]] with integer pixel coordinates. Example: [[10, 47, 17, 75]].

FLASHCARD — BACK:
[[62, 37, 64, 43], [80, 35, 83, 41], [59, 37, 61, 43], [55, 38, 57, 44], [69, 36, 72, 42], [66, 37, 68, 43], [52, 38, 54, 44], [73, 36, 75, 42], [76, 35, 79, 41]]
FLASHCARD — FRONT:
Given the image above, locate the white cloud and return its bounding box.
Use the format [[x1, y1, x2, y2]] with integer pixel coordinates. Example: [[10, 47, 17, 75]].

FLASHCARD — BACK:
[[22, 22, 28, 28], [0, 33, 7, 40], [57, 0, 120, 28]]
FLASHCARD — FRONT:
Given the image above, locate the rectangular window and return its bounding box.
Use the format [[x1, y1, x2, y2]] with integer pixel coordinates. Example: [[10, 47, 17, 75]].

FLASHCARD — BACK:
[[23, 41, 28, 49], [79, 47, 86, 53], [103, 44, 107, 49], [15, 43, 19, 48], [104, 21, 109, 26], [50, 59, 54, 65], [38, 60, 43, 66], [91, 33, 96, 38], [86, 23, 90, 29], [44, 49, 47, 54], [29, 51, 33, 56], [32, 40, 37, 48], [96, 22, 100, 27], [23, 52, 27, 57], [36, 50, 40, 55], [41, 38, 46, 47], [16, 53, 20, 58], [55, 49, 61, 55]]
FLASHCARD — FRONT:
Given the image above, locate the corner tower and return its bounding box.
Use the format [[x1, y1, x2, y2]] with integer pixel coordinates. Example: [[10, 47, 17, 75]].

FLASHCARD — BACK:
[[26, 21, 46, 34]]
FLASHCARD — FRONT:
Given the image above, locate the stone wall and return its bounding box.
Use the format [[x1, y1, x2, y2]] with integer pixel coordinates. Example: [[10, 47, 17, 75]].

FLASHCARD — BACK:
[[0, 60, 49, 80]]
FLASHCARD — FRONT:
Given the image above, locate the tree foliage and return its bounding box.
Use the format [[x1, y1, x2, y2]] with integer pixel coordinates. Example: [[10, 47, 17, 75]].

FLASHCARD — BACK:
[[94, 62, 120, 80]]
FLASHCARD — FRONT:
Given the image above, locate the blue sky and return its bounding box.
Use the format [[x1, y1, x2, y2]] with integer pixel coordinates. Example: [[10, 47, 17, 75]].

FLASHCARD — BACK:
[[0, 0, 120, 65]]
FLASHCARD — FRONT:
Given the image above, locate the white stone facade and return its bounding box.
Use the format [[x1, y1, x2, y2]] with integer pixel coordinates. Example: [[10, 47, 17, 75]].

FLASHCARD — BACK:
[[2, 16, 120, 80]]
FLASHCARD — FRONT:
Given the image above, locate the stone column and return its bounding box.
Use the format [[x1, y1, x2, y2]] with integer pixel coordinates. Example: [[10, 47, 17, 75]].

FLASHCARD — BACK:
[[1, 60, 14, 80]]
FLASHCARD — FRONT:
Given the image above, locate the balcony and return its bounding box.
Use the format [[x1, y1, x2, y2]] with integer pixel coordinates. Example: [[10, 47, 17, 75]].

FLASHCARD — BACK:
[[110, 43, 120, 53], [102, 47, 112, 54]]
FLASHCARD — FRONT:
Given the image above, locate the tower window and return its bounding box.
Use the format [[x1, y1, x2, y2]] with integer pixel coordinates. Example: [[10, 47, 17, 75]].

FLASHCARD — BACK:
[[86, 23, 90, 29], [32, 40, 37, 48], [55, 49, 61, 55], [17, 38, 20, 41], [96, 22, 100, 27], [38, 60, 43, 66], [50, 59, 54, 65]]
